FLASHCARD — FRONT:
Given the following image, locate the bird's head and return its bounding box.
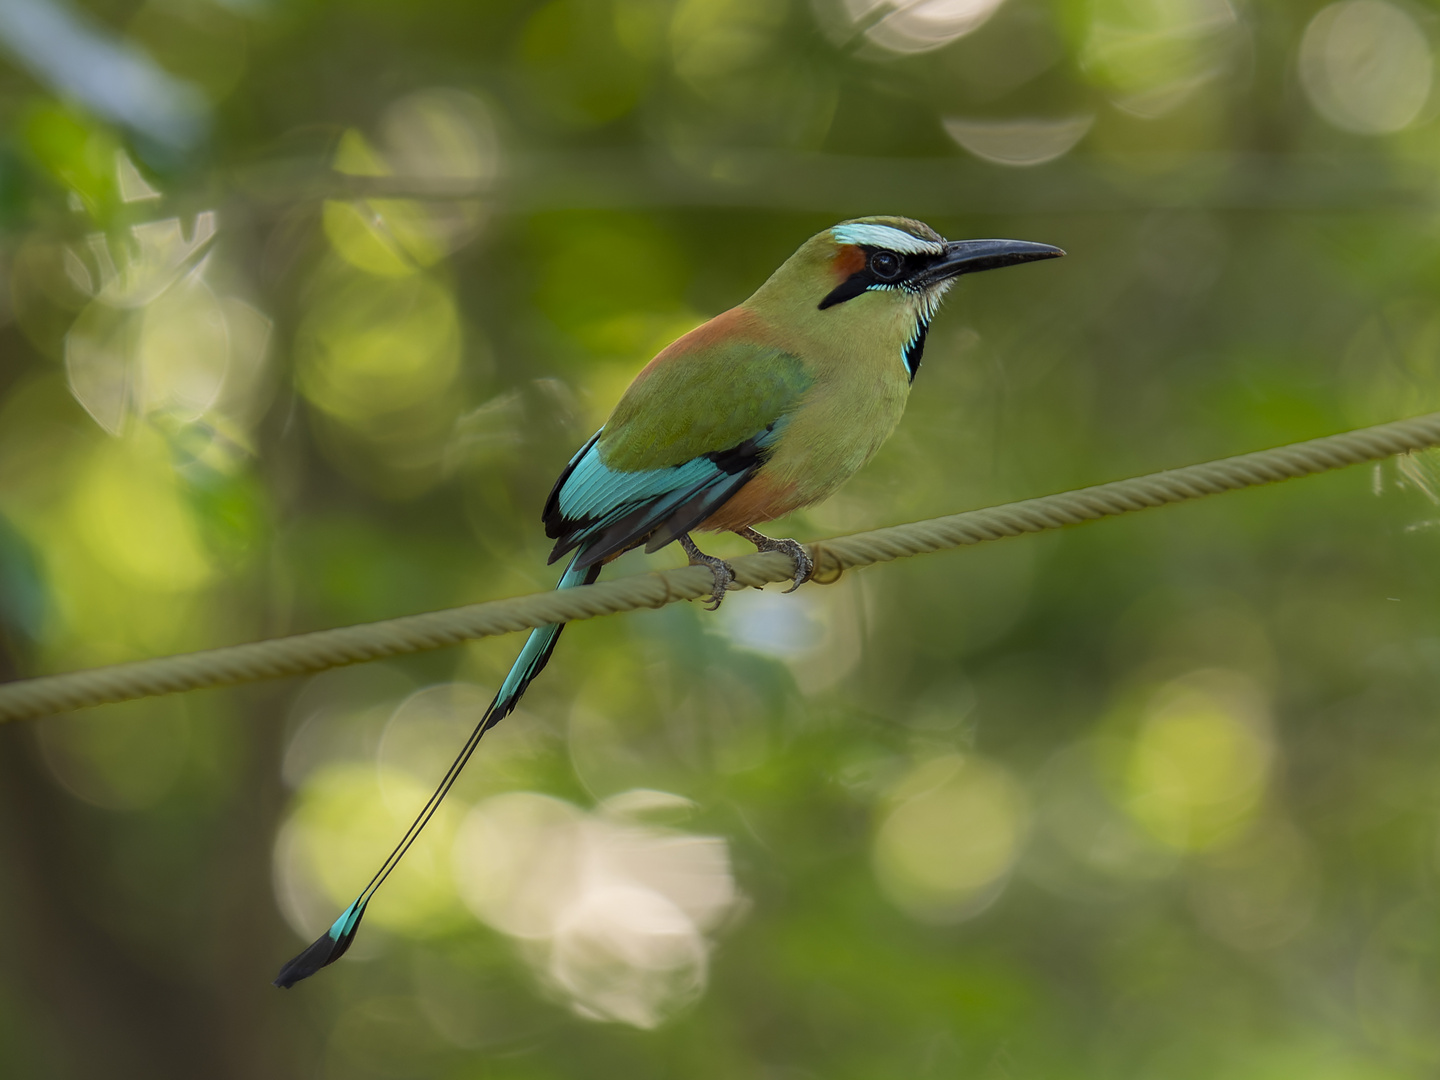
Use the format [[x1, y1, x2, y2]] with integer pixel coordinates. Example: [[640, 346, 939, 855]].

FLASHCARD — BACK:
[[747, 216, 1063, 380]]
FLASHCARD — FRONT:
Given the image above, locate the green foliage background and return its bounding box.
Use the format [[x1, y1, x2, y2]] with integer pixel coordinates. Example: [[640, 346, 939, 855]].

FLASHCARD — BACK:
[[3, 0, 1440, 1077]]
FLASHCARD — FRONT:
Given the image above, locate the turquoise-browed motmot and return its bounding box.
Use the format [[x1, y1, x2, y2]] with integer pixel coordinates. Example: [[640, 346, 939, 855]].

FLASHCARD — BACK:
[[274, 216, 1063, 987]]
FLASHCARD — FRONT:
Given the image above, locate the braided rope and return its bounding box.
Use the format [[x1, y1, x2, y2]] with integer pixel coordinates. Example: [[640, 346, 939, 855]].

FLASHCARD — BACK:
[[2, 412, 1437, 724]]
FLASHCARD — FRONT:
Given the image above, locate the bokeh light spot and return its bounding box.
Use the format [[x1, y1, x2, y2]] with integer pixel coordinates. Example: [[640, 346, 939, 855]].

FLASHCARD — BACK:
[[294, 271, 462, 429], [108, 213, 217, 309], [715, 577, 866, 694], [823, 0, 1007, 55], [671, 0, 786, 91], [114, 149, 159, 203], [550, 885, 707, 1029], [454, 792, 585, 940], [64, 298, 131, 434], [275, 762, 465, 941], [1299, 0, 1433, 135], [453, 790, 737, 1028], [1124, 671, 1272, 851], [324, 129, 438, 277], [944, 114, 1094, 167], [377, 683, 499, 811], [1082, 0, 1242, 118], [67, 427, 214, 591], [323, 92, 497, 280], [872, 754, 1028, 924], [1026, 740, 1181, 901], [61, 210, 269, 438], [135, 269, 229, 422]]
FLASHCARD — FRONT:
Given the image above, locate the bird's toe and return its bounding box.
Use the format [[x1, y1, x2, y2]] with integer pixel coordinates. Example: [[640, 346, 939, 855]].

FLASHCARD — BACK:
[[704, 559, 735, 610], [680, 533, 735, 610], [783, 547, 814, 594], [771, 538, 814, 593], [736, 528, 813, 593]]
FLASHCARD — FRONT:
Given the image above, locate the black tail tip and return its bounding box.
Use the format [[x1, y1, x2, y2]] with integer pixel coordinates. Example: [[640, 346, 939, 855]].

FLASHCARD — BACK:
[[273, 916, 362, 989]]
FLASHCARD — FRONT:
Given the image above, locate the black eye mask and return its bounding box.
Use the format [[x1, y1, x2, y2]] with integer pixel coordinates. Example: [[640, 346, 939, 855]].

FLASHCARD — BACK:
[[818, 247, 935, 310]]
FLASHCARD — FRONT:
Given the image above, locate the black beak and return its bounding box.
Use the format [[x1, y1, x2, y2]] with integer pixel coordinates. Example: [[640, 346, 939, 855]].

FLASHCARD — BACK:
[[912, 238, 1065, 289]]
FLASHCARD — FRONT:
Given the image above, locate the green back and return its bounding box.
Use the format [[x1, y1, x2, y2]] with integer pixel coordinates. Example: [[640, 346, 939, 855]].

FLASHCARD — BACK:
[[599, 339, 813, 472]]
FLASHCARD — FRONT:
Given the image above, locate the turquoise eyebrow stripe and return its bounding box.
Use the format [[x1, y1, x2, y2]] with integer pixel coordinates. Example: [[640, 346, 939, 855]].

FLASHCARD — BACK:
[[831, 223, 944, 255]]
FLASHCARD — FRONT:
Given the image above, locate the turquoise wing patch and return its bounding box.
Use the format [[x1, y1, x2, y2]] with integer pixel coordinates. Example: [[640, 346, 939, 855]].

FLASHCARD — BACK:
[[542, 421, 785, 567]]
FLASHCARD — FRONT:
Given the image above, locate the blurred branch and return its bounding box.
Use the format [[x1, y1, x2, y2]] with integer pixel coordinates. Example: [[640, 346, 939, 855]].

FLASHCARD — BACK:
[[17, 151, 1431, 248], [230, 151, 1438, 214], [2, 411, 1438, 723], [232, 163, 494, 203]]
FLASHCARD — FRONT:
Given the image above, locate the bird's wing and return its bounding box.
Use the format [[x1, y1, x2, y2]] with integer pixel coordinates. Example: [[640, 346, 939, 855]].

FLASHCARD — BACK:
[[543, 328, 812, 567]]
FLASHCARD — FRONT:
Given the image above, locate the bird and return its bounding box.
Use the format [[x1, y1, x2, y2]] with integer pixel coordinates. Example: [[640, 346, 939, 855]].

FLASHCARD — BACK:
[[273, 215, 1063, 987]]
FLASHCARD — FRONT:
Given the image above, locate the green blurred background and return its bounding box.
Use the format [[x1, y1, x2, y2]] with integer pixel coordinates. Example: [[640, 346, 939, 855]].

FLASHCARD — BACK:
[[3, 0, 1440, 1076]]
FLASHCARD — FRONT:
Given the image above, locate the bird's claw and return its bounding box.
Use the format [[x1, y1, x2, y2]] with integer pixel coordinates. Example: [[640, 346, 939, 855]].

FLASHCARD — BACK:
[[700, 558, 734, 610], [737, 528, 813, 593], [771, 538, 814, 593], [679, 534, 735, 610]]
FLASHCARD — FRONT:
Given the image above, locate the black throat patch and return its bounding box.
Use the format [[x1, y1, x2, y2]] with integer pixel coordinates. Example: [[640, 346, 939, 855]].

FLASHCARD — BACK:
[[903, 319, 929, 382]]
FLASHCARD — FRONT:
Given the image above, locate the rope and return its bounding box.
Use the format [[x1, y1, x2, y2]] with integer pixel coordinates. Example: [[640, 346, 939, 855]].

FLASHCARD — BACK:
[[2, 411, 1437, 724]]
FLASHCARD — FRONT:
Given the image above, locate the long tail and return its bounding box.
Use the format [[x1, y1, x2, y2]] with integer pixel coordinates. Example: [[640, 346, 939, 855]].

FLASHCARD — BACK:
[[273, 555, 602, 988]]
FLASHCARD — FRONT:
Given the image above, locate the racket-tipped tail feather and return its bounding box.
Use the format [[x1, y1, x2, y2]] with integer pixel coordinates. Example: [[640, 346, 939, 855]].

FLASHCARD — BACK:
[[269, 557, 600, 988], [273, 899, 367, 988]]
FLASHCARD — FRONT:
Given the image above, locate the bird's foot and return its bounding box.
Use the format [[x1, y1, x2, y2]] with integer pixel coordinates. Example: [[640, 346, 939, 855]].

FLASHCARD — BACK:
[[679, 533, 734, 610], [737, 527, 814, 593]]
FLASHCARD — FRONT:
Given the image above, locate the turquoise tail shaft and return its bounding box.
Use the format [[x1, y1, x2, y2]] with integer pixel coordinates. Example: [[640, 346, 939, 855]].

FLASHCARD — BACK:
[[273, 555, 602, 988]]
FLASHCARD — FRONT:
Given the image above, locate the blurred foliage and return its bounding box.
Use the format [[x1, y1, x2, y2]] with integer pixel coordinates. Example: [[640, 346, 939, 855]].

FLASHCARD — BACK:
[[3, 0, 1440, 1078]]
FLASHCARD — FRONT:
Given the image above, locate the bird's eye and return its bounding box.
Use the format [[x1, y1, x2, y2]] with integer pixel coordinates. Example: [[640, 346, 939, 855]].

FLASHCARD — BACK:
[[869, 250, 903, 281]]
